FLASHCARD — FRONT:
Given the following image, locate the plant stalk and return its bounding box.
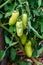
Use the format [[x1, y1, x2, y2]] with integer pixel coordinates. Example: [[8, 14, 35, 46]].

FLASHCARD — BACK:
[[28, 21, 43, 39], [32, 57, 43, 65], [0, 0, 10, 9], [0, 24, 13, 36]]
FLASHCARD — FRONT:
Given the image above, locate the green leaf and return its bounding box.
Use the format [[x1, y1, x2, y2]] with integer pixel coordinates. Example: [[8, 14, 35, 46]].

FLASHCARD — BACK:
[[9, 42, 17, 47], [5, 35, 11, 44], [18, 60, 32, 65], [13, 25, 16, 32], [9, 26, 14, 33], [40, 11, 43, 16], [5, 2, 18, 18], [33, 10, 40, 16], [10, 48, 16, 61], [40, 19, 43, 33], [0, 0, 2, 4], [5, 11, 12, 18], [0, 50, 6, 61], [36, 47, 43, 58], [9, 25, 16, 33], [32, 21, 38, 29], [0, 13, 3, 19], [33, 49, 37, 58], [38, 0, 42, 7], [4, 5, 9, 11]]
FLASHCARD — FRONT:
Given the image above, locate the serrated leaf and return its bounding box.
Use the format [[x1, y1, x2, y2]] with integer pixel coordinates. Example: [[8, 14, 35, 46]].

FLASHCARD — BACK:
[[10, 48, 16, 61]]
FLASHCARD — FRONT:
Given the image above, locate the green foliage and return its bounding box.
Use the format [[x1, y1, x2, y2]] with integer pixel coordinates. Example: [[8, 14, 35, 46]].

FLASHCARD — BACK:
[[38, 0, 42, 7], [32, 21, 38, 29], [0, 50, 5, 61], [0, 0, 43, 64], [0, 13, 3, 19], [10, 48, 16, 61], [40, 19, 43, 33], [9, 25, 16, 33], [33, 47, 43, 58], [18, 60, 32, 65], [5, 35, 11, 44], [36, 47, 43, 58]]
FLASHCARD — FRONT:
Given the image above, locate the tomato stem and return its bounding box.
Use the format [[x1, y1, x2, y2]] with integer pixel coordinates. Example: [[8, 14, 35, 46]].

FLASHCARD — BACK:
[[32, 57, 43, 65], [2, 23, 9, 25], [0, 24, 13, 36], [1, 41, 18, 61], [28, 21, 43, 39], [0, 0, 10, 9], [15, 35, 24, 51]]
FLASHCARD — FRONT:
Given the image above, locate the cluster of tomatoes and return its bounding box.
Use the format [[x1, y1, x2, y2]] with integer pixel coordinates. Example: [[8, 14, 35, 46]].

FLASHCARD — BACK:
[[8, 10, 33, 58]]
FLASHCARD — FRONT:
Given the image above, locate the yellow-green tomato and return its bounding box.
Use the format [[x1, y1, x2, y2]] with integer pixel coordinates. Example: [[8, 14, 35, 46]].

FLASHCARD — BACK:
[[25, 41, 32, 58], [21, 34, 27, 45], [22, 13, 28, 29], [9, 11, 19, 25], [16, 21, 23, 37], [27, 41, 32, 46]]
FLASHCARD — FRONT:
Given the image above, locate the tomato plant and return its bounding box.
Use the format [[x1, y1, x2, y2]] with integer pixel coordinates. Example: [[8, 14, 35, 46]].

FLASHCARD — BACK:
[[0, 0, 43, 65]]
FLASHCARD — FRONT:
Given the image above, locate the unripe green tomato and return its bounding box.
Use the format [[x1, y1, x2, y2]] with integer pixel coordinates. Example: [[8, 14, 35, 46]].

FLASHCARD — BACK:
[[9, 11, 19, 25], [27, 41, 32, 46], [21, 34, 27, 45], [22, 13, 28, 29], [25, 41, 32, 58], [16, 21, 23, 37]]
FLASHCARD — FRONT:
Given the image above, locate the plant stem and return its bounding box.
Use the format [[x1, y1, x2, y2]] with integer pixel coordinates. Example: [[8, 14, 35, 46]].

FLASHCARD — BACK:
[[15, 35, 24, 51], [0, 24, 23, 51], [28, 21, 43, 39], [2, 23, 9, 26], [1, 42, 17, 61], [0, 0, 10, 9], [0, 24, 13, 36], [32, 57, 43, 65], [31, 26, 43, 39]]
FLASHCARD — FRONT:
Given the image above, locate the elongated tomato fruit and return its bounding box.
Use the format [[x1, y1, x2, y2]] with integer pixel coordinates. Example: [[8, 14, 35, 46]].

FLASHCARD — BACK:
[[25, 41, 32, 57], [21, 34, 27, 45], [22, 13, 28, 29], [16, 21, 23, 37], [9, 11, 19, 25]]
